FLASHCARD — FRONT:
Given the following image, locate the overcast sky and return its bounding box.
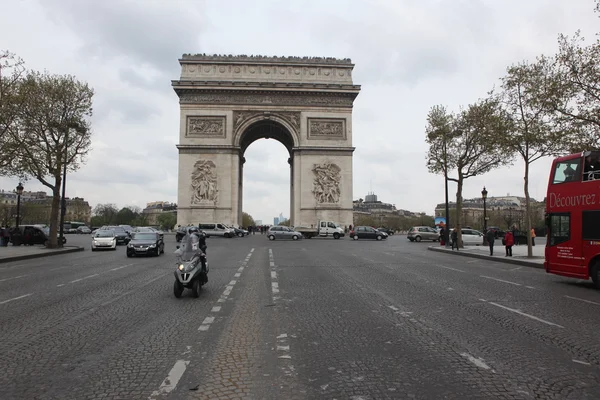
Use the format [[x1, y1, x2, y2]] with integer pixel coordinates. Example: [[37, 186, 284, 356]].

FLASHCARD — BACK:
[[1, 0, 598, 223]]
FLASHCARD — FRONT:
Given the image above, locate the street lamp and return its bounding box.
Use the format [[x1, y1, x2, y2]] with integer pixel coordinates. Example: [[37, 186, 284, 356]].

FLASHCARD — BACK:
[[482, 186, 488, 244], [15, 182, 24, 227]]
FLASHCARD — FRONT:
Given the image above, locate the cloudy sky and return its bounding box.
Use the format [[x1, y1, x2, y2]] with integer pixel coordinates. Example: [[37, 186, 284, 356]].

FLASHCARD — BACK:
[[1, 0, 598, 223]]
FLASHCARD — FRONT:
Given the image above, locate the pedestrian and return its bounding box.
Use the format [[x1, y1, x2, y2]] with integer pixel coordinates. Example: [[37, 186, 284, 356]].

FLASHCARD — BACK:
[[504, 230, 514, 256], [512, 225, 519, 246], [531, 227, 536, 246], [451, 228, 458, 251], [439, 226, 446, 246], [486, 229, 495, 256]]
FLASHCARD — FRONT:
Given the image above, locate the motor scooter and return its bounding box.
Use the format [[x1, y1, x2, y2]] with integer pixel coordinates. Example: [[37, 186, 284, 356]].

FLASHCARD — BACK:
[[173, 234, 208, 298]]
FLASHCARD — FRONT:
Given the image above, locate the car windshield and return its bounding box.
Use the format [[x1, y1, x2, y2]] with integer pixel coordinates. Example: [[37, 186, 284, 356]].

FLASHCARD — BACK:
[[133, 233, 156, 240], [95, 230, 114, 238]]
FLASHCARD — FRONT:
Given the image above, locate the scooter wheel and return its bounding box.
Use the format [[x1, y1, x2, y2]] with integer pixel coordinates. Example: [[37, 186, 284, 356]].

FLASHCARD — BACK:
[[191, 279, 201, 298], [173, 280, 184, 298]]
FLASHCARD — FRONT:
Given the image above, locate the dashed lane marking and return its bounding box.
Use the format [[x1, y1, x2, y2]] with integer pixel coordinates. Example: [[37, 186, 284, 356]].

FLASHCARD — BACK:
[[198, 316, 215, 331], [148, 360, 190, 399], [0, 274, 29, 283], [438, 265, 465, 272], [0, 293, 33, 305], [69, 274, 99, 284], [211, 306, 221, 312], [269, 249, 280, 301], [573, 359, 592, 366], [460, 352, 492, 370], [483, 300, 564, 328], [109, 264, 133, 271], [565, 295, 600, 306], [480, 275, 522, 286]]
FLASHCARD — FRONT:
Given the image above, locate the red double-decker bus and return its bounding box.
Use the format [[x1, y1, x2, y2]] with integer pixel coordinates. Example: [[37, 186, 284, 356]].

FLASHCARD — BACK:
[[545, 150, 600, 288]]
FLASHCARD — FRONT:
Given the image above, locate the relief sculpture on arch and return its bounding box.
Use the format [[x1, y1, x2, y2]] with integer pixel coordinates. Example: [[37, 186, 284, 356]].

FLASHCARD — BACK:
[[190, 159, 219, 204], [312, 162, 342, 204]]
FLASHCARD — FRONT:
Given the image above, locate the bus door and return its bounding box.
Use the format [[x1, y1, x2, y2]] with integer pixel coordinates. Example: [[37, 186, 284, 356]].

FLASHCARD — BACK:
[[547, 212, 585, 278], [582, 210, 600, 277]]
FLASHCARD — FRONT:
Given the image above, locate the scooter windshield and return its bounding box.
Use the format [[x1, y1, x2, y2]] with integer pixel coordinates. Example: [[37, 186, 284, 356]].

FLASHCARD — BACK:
[[175, 234, 201, 262]]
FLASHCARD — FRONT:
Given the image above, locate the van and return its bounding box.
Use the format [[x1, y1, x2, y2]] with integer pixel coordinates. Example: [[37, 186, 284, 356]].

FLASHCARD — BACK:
[[198, 223, 235, 238]]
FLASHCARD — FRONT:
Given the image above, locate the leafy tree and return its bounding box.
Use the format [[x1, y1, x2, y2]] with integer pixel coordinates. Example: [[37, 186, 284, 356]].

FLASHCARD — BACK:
[[93, 203, 119, 225], [241, 212, 255, 227], [90, 215, 104, 227], [278, 219, 291, 227], [0, 51, 26, 173], [116, 207, 138, 225], [5, 71, 93, 247], [426, 97, 509, 247], [157, 212, 177, 231], [132, 213, 148, 227], [499, 62, 577, 256]]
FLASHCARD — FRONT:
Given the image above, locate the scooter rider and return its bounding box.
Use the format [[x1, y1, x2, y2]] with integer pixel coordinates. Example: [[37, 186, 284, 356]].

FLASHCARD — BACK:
[[188, 227, 208, 274]]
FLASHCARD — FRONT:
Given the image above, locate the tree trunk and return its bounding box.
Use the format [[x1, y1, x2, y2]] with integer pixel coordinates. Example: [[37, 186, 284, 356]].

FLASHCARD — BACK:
[[456, 176, 464, 248], [46, 176, 61, 248], [523, 161, 533, 257]]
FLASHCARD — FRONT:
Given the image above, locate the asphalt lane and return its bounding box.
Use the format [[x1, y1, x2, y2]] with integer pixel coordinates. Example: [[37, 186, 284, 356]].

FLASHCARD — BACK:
[[1, 233, 599, 399]]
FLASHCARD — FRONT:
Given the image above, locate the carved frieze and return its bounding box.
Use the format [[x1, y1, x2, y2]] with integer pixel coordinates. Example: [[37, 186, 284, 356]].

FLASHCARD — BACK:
[[233, 111, 300, 132], [308, 118, 346, 139], [186, 116, 226, 138], [312, 162, 342, 204], [190, 159, 218, 205], [179, 91, 355, 108]]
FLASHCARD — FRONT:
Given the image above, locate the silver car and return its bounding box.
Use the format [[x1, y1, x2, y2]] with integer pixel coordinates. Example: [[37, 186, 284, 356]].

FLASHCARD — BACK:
[[267, 226, 303, 241], [91, 230, 117, 251], [407, 226, 440, 242]]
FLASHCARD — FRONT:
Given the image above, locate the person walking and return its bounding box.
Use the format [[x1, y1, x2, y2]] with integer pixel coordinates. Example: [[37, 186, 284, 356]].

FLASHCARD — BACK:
[[531, 227, 536, 246], [451, 228, 458, 251], [504, 230, 514, 257], [486, 229, 496, 256]]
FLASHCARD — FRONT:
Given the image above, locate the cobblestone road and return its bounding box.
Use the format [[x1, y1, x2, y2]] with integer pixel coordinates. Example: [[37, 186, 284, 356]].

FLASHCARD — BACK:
[[1, 234, 600, 399]]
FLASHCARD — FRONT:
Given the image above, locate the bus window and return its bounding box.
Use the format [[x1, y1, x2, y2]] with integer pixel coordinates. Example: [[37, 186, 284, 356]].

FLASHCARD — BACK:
[[582, 211, 600, 241], [552, 160, 581, 184], [549, 213, 570, 246]]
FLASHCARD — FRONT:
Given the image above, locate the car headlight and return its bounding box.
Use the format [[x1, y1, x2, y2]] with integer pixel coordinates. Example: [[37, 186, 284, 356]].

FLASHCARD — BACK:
[[127, 243, 133, 247], [149, 244, 156, 248]]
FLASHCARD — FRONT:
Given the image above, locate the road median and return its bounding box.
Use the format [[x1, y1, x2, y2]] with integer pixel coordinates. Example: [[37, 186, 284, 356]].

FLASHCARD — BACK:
[[0, 246, 85, 264], [427, 245, 544, 269]]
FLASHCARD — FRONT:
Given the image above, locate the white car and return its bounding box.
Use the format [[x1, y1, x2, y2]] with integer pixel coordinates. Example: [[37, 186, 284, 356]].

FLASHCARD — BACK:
[[91, 230, 117, 251], [460, 228, 485, 245]]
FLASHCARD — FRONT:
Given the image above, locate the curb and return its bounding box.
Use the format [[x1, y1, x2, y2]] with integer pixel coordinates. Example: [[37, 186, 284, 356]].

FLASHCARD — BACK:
[[0, 246, 85, 264], [427, 246, 544, 269]]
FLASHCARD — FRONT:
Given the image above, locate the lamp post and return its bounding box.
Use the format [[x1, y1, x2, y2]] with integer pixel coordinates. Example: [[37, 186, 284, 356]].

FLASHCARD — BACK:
[[15, 182, 24, 227], [482, 186, 488, 245]]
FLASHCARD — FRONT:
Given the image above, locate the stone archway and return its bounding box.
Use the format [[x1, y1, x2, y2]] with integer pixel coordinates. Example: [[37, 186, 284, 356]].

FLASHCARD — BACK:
[[173, 55, 361, 228]]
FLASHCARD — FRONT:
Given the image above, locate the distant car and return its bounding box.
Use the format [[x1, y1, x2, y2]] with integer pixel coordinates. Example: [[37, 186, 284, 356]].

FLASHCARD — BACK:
[[407, 226, 439, 242], [77, 226, 91, 234], [377, 227, 394, 235], [267, 226, 303, 240], [100, 225, 131, 244], [134, 226, 164, 240], [91, 230, 117, 251], [127, 232, 164, 257], [349, 226, 388, 241], [119, 224, 134, 235]]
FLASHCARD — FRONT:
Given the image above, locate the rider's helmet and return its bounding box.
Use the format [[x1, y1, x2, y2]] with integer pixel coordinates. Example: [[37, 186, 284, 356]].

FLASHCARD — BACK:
[[188, 227, 199, 234]]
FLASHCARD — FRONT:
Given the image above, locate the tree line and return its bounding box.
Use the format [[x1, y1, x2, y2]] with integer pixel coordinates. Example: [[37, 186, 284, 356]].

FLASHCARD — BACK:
[[426, 1, 600, 256], [1, 51, 94, 247], [90, 204, 177, 231]]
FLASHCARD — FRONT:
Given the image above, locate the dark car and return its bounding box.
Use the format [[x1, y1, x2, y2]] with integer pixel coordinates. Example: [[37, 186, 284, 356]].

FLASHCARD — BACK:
[[10, 225, 67, 246], [134, 226, 164, 240], [101, 225, 131, 244], [126, 232, 164, 257], [377, 227, 394, 235], [349, 226, 388, 241], [176, 226, 190, 242], [486, 226, 506, 238]]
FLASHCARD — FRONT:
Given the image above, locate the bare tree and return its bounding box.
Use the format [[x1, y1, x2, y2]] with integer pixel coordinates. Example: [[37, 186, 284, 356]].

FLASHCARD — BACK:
[[7, 71, 94, 247], [426, 97, 510, 247], [499, 62, 576, 257], [0, 50, 26, 173]]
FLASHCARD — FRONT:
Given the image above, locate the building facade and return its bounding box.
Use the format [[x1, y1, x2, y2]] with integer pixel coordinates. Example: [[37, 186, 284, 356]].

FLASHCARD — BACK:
[[142, 201, 177, 226]]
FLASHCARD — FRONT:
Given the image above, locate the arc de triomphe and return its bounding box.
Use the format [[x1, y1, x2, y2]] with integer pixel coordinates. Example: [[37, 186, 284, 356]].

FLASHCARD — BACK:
[[172, 54, 361, 228]]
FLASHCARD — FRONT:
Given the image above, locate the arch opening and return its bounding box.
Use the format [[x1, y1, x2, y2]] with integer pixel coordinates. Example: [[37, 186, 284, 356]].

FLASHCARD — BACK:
[[238, 120, 296, 228]]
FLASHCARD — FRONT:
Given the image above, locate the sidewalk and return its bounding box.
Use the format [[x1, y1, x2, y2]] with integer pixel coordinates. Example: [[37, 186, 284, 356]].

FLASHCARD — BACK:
[[0, 244, 84, 264], [428, 242, 544, 268]]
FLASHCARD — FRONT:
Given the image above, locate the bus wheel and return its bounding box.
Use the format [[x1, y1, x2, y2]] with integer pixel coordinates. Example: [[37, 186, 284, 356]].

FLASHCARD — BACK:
[[591, 260, 600, 289]]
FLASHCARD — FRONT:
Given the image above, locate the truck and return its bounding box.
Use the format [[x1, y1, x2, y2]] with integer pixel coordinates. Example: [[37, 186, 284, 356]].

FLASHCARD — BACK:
[[294, 220, 345, 239]]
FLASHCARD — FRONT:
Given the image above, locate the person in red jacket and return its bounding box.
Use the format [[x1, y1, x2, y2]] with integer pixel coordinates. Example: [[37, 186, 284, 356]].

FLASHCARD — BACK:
[[504, 231, 514, 257]]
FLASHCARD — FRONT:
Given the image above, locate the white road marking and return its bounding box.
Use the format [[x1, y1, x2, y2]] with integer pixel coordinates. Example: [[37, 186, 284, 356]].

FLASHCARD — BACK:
[[565, 295, 600, 306], [211, 306, 221, 312], [69, 274, 99, 284], [388, 305, 399, 311], [0, 293, 33, 305], [573, 359, 591, 366], [149, 360, 190, 398], [525, 286, 536, 290], [269, 248, 280, 301], [0, 274, 28, 282], [109, 264, 133, 271], [277, 333, 287, 339], [237, 267, 244, 272], [271, 271, 277, 279], [250, 248, 254, 253], [480, 275, 522, 286], [198, 316, 215, 331], [56, 284, 65, 287], [485, 301, 564, 328], [277, 345, 290, 351], [460, 353, 491, 370], [510, 267, 522, 271], [234, 273, 241, 278], [439, 265, 465, 272], [229, 280, 237, 285], [467, 260, 479, 264], [49, 266, 67, 271]]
